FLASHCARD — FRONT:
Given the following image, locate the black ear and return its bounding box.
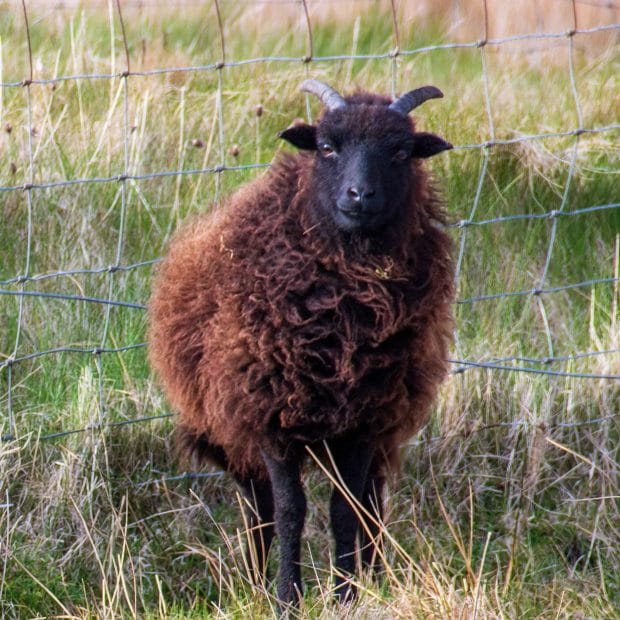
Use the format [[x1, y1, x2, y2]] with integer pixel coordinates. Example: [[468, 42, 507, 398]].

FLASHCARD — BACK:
[[279, 123, 317, 151], [411, 132, 453, 158]]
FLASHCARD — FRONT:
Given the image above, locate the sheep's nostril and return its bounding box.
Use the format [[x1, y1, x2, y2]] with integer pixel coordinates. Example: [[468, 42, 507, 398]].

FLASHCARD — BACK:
[[347, 187, 376, 202], [347, 187, 361, 201]]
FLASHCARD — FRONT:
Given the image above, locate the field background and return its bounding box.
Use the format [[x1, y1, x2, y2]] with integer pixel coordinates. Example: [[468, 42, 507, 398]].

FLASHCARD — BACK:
[[0, 0, 619, 617]]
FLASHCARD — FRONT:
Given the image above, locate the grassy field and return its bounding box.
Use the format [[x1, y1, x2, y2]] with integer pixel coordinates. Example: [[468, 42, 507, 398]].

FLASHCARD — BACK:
[[0, 1, 619, 618]]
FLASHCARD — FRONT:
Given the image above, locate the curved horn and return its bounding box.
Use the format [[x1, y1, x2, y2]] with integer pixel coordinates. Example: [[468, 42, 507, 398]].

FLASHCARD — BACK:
[[389, 85, 444, 116], [300, 79, 347, 111]]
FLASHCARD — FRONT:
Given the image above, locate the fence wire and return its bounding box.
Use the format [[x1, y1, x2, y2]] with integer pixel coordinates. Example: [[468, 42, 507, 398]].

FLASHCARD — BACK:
[[0, 0, 619, 469]]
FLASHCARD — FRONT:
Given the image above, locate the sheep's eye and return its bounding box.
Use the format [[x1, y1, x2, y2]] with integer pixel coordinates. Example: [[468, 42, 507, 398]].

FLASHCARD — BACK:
[[393, 149, 409, 162], [319, 143, 336, 158]]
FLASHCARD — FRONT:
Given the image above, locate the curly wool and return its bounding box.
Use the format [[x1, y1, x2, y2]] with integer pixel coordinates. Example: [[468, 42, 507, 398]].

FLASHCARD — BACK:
[[148, 152, 454, 481]]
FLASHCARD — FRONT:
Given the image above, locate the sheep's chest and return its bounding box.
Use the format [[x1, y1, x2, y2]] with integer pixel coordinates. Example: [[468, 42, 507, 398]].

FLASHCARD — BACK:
[[245, 261, 420, 438]]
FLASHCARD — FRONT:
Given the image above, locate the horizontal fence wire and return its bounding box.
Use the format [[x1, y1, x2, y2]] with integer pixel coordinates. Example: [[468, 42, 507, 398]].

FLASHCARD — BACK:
[[1, 0, 619, 463], [22, 0, 620, 8], [1, 22, 620, 90], [1, 125, 620, 194], [2, 274, 620, 323]]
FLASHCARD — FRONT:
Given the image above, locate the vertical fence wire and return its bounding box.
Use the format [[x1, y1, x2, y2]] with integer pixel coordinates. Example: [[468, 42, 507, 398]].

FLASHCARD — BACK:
[[301, 0, 315, 123], [536, 4, 584, 361], [213, 0, 226, 201], [6, 0, 36, 441], [389, 0, 400, 98], [95, 1, 132, 424], [453, 0, 493, 359]]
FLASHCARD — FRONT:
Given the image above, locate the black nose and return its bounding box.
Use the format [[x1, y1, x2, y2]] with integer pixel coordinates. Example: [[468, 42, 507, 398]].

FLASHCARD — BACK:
[[347, 186, 376, 203]]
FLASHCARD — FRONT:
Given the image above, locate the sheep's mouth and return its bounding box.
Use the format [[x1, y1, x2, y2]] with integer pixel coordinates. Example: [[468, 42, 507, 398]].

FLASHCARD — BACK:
[[335, 206, 383, 231], [338, 207, 364, 220]]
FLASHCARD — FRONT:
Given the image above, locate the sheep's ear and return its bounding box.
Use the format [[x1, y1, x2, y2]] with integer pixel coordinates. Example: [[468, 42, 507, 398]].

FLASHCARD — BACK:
[[411, 132, 453, 158], [279, 123, 317, 151]]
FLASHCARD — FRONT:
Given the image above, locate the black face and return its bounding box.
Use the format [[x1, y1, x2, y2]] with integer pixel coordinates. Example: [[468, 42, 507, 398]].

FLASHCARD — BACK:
[[280, 101, 452, 234], [314, 132, 415, 232]]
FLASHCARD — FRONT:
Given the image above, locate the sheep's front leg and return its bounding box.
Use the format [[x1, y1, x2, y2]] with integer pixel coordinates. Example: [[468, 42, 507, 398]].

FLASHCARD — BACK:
[[360, 466, 385, 575], [237, 477, 275, 586], [261, 449, 306, 607], [328, 438, 375, 602]]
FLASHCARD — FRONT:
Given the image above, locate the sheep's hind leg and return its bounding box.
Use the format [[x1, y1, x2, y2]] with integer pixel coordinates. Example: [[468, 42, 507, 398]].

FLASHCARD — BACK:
[[237, 477, 275, 587], [327, 438, 375, 602], [360, 465, 385, 576], [261, 449, 306, 608]]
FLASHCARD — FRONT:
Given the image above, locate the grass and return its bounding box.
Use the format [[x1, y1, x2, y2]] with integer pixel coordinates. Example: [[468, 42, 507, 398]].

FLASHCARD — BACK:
[[1, 1, 619, 618]]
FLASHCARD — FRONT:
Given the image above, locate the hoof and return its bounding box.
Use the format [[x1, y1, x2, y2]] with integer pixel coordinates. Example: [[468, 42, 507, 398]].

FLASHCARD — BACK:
[[334, 576, 357, 604]]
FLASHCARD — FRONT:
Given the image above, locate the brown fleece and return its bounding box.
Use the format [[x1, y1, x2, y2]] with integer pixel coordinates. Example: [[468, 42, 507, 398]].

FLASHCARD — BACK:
[[148, 135, 454, 482]]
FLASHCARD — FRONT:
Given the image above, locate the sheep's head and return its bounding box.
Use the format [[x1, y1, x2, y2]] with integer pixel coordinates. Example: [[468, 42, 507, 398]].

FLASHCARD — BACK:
[[280, 80, 452, 234]]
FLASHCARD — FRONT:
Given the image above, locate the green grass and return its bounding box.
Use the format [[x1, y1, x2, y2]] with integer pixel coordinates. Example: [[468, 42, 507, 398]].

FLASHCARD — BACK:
[[1, 1, 619, 618]]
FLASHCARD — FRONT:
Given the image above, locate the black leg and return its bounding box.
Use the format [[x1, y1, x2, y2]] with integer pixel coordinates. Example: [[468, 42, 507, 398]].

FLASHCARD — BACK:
[[360, 466, 385, 575], [237, 477, 275, 586], [261, 449, 306, 607], [327, 438, 375, 602]]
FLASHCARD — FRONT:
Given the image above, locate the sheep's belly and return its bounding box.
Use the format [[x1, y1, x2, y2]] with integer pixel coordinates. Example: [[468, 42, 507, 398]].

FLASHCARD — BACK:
[[220, 321, 417, 444]]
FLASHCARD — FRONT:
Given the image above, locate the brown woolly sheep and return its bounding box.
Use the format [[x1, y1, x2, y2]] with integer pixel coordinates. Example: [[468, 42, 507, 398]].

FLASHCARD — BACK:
[[148, 79, 454, 608]]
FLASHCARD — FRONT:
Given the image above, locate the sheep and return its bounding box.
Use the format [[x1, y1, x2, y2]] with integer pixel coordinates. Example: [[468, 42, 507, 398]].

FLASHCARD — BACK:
[[148, 79, 455, 607]]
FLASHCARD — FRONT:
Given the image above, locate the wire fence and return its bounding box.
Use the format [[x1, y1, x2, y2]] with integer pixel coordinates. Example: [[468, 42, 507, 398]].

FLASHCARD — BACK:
[[0, 0, 619, 473]]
